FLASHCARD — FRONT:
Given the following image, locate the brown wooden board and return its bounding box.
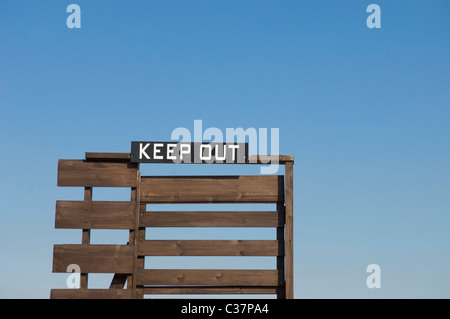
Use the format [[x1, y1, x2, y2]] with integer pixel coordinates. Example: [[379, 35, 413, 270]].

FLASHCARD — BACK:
[[50, 289, 133, 299], [138, 240, 283, 256], [57, 160, 138, 187], [137, 269, 281, 286], [285, 162, 294, 299], [142, 286, 279, 294], [55, 201, 135, 229], [140, 211, 283, 227], [140, 175, 284, 203], [85, 152, 131, 161], [248, 155, 294, 164], [84, 153, 294, 164], [53, 244, 134, 273]]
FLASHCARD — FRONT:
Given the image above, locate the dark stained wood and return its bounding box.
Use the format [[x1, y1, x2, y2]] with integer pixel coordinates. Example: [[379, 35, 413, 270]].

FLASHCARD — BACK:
[[142, 286, 279, 295], [137, 269, 281, 286], [55, 201, 135, 229], [140, 175, 284, 203], [138, 240, 282, 256], [140, 211, 282, 227], [53, 244, 134, 273], [248, 155, 294, 164], [276, 202, 286, 299], [52, 153, 294, 299], [57, 160, 138, 187], [85, 152, 131, 161], [110, 274, 128, 289], [84, 153, 294, 164], [50, 289, 133, 299], [285, 162, 294, 299], [131, 171, 144, 299], [80, 187, 92, 289]]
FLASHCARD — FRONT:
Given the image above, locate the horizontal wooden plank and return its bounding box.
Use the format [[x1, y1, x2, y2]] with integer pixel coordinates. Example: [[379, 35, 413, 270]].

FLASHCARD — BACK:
[[140, 211, 283, 227], [50, 289, 133, 299], [140, 175, 284, 203], [57, 160, 138, 187], [84, 153, 294, 164], [138, 240, 283, 256], [137, 269, 281, 286], [53, 245, 133, 273], [142, 286, 279, 294], [85, 152, 131, 161], [55, 201, 135, 229], [248, 155, 294, 164]]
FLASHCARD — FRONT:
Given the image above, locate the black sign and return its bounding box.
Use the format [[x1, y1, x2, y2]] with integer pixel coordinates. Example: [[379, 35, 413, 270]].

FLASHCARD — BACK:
[[130, 141, 248, 164]]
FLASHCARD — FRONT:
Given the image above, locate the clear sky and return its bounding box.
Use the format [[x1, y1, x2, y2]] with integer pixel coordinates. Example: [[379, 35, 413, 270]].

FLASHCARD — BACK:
[[0, 1, 449, 298]]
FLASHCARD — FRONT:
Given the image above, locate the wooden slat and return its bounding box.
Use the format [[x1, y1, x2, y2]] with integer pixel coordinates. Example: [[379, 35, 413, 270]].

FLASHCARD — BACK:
[[140, 176, 283, 203], [140, 211, 282, 227], [50, 289, 133, 299], [55, 201, 135, 229], [53, 245, 134, 273], [84, 153, 294, 164], [85, 152, 131, 161], [248, 155, 294, 164], [142, 286, 279, 294], [137, 269, 280, 286], [138, 240, 283, 256], [57, 160, 138, 187], [285, 162, 294, 299]]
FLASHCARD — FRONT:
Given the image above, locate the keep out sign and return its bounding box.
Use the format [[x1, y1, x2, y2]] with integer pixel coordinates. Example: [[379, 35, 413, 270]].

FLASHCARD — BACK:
[[131, 141, 248, 164]]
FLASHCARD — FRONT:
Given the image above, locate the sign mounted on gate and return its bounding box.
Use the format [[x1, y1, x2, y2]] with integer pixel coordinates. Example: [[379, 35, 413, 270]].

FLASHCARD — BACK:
[[130, 141, 248, 164]]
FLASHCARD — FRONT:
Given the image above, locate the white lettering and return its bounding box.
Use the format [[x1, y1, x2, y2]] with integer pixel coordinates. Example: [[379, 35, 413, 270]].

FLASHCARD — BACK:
[[153, 143, 163, 160], [200, 144, 212, 160], [139, 143, 151, 160], [167, 143, 177, 160]]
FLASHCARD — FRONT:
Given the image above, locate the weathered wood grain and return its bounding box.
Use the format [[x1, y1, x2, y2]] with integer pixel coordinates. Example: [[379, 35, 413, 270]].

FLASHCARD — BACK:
[[139, 211, 282, 227], [138, 240, 283, 256], [142, 286, 279, 294], [140, 175, 284, 203], [52, 244, 134, 273], [57, 160, 138, 187], [55, 201, 135, 229], [50, 289, 133, 299], [137, 269, 280, 286]]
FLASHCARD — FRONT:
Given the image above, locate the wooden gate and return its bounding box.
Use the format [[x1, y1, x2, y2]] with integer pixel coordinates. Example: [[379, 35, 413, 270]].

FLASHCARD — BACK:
[[50, 152, 294, 299]]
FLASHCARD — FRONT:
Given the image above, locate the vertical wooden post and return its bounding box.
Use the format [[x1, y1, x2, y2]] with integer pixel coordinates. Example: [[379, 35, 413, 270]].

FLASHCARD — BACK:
[[285, 162, 294, 299], [136, 203, 146, 299], [80, 186, 92, 289], [276, 202, 285, 299], [131, 171, 144, 298], [127, 185, 136, 293]]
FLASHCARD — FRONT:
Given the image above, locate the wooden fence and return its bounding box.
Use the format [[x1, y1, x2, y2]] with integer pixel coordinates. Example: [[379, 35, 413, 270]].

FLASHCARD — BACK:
[[51, 153, 294, 299]]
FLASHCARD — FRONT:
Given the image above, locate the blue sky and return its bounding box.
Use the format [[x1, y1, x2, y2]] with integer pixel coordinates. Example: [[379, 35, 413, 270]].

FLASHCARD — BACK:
[[0, 1, 449, 298]]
